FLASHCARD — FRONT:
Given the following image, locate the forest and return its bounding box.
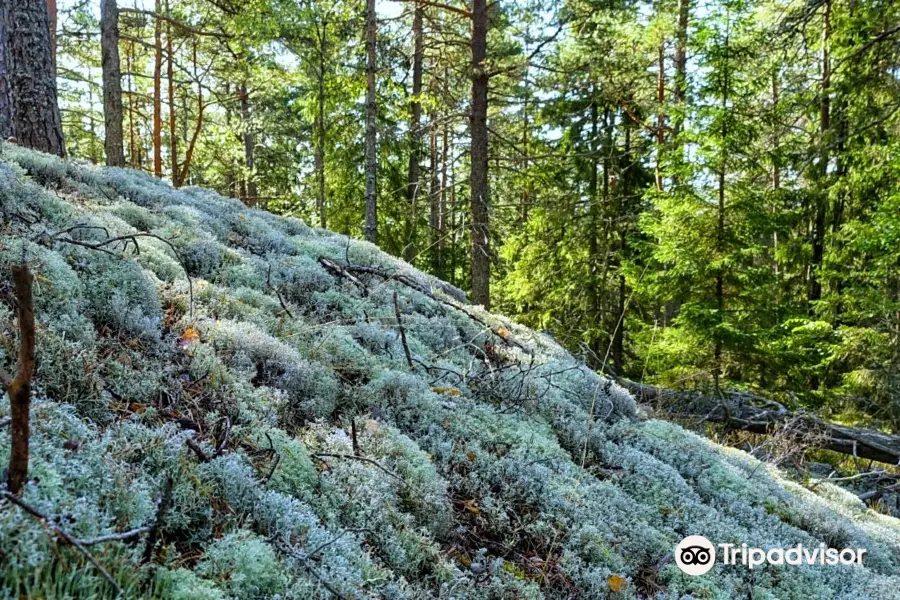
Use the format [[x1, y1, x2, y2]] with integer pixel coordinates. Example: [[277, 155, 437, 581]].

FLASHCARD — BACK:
[[1, 0, 900, 598]]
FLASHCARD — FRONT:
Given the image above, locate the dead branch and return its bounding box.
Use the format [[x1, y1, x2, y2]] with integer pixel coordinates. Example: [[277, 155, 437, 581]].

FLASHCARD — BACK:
[[142, 476, 174, 564], [44, 227, 194, 321], [185, 437, 211, 462], [266, 264, 295, 318], [618, 378, 900, 466], [311, 453, 404, 484], [76, 526, 152, 546], [317, 257, 527, 354], [272, 539, 349, 600], [3, 264, 36, 496], [1, 490, 124, 595], [393, 291, 415, 370], [215, 416, 231, 456]]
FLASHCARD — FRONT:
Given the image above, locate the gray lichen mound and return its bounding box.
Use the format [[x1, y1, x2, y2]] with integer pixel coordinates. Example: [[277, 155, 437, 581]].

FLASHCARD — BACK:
[[0, 146, 898, 599]]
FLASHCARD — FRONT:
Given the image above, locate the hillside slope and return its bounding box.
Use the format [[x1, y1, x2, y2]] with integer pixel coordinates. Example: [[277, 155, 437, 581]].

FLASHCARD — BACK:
[[0, 146, 899, 599]]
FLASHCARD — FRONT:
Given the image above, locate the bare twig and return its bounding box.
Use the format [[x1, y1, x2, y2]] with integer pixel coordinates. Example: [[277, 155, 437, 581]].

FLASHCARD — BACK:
[[142, 476, 174, 564], [266, 264, 295, 318], [77, 526, 152, 546], [312, 453, 404, 484], [272, 540, 349, 599], [1, 490, 124, 595], [186, 438, 211, 462], [215, 416, 231, 456], [46, 228, 194, 321], [393, 291, 415, 370]]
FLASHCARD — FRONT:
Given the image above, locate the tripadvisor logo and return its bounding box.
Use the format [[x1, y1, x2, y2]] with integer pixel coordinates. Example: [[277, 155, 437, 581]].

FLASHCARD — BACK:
[[675, 535, 716, 575], [675, 535, 867, 576]]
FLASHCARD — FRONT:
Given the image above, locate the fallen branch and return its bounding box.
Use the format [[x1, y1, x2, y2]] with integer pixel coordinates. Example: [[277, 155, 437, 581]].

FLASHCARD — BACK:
[[1, 490, 124, 595], [266, 264, 295, 318], [393, 291, 415, 370], [618, 379, 900, 466], [185, 437, 211, 462], [272, 539, 349, 600], [44, 227, 194, 321], [142, 476, 174, 564], [2, 264, 36, 496], [311, 453, 404, 484], [77, 526, 151, 546], [318, 257, 527, 354]]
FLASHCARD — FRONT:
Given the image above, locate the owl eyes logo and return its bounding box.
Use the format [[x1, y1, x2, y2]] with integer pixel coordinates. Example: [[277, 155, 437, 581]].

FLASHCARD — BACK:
[[675, 535, 716, 576]]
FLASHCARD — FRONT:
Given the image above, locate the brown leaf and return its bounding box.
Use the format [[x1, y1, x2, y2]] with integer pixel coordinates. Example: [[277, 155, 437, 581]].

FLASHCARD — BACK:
[[608, 575, 628, 593]]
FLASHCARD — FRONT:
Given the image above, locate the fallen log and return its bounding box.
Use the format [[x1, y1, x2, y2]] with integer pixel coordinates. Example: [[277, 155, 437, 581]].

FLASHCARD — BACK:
[[617, 379, 900, 466]]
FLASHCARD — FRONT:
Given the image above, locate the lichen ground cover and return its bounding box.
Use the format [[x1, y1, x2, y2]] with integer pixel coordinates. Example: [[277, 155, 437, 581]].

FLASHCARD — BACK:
[[1, 146, 899, 599]]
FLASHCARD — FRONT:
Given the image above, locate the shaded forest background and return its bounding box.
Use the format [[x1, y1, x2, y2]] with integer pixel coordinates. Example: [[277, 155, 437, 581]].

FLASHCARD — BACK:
[[8, 0, 900, 431]]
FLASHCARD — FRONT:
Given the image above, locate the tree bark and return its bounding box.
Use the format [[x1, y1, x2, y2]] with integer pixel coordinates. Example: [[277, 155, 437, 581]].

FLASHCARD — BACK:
[[239, 83, 257, 205], [167, 6, 178, 185], [3, 265, 35, 496], [808, 0, 831, 306], [714, 26, 731, 395], [364, 0, 378, 243], [403, 1, 424, 262], [152, 0, 163, 177], [673, 0, 690, 179], [655, 42, 665, 192], [5, 0, 65, 156], [315, 18, 327, 228], [469, 0, 490, 308], [0, 1, 12, 139], [429, 110, 442, 275], [587, 99, 602, 366], [46, 0, 56, 65], [100, 0, 126, 167], [618, 378, 900, 466]]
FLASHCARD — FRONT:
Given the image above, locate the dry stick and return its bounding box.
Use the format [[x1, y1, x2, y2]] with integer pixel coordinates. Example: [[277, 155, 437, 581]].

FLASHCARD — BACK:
[[273, 540, 349, 600], [185, 437, 211, 462], [393, 291, 415, 370], [77, 526, 152, 546], [319, 258, 528, 353], [311, 453, 404, 484], [1, 490, 125, 596], [48, 229, 194, 321], [350, 418, 361, 457], [266, 264, 295, 318], [142, 476, 174, 564], [215, 416, 231, 456], [3, 264, 36, 497]]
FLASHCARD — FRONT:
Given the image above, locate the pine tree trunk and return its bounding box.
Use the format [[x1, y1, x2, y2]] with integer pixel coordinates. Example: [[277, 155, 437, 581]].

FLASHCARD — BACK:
[[46, 0, 56, 64], [364, 0, 378, 243], [714, 26, 731, 395], [673, 0, 690, 178], [429, 111, 441, 275], [167, 9, 178, 185], [152, 0, 163, 177], [655, 43, 665, 192], [239, 83, 257, 205], [5, 0, 65, 156], [315, 19, 327, 228], [588, 99, 602, 366], [469, 0, 490, 308], [0, 1, 13, 140], [100, 0, 125, 167], [403, 1, 424, 262], [809, 0, 831, 306]]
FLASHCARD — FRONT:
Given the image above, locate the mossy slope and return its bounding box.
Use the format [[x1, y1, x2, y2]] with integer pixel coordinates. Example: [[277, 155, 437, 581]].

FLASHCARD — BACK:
[[0, 147, 898, 599]]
